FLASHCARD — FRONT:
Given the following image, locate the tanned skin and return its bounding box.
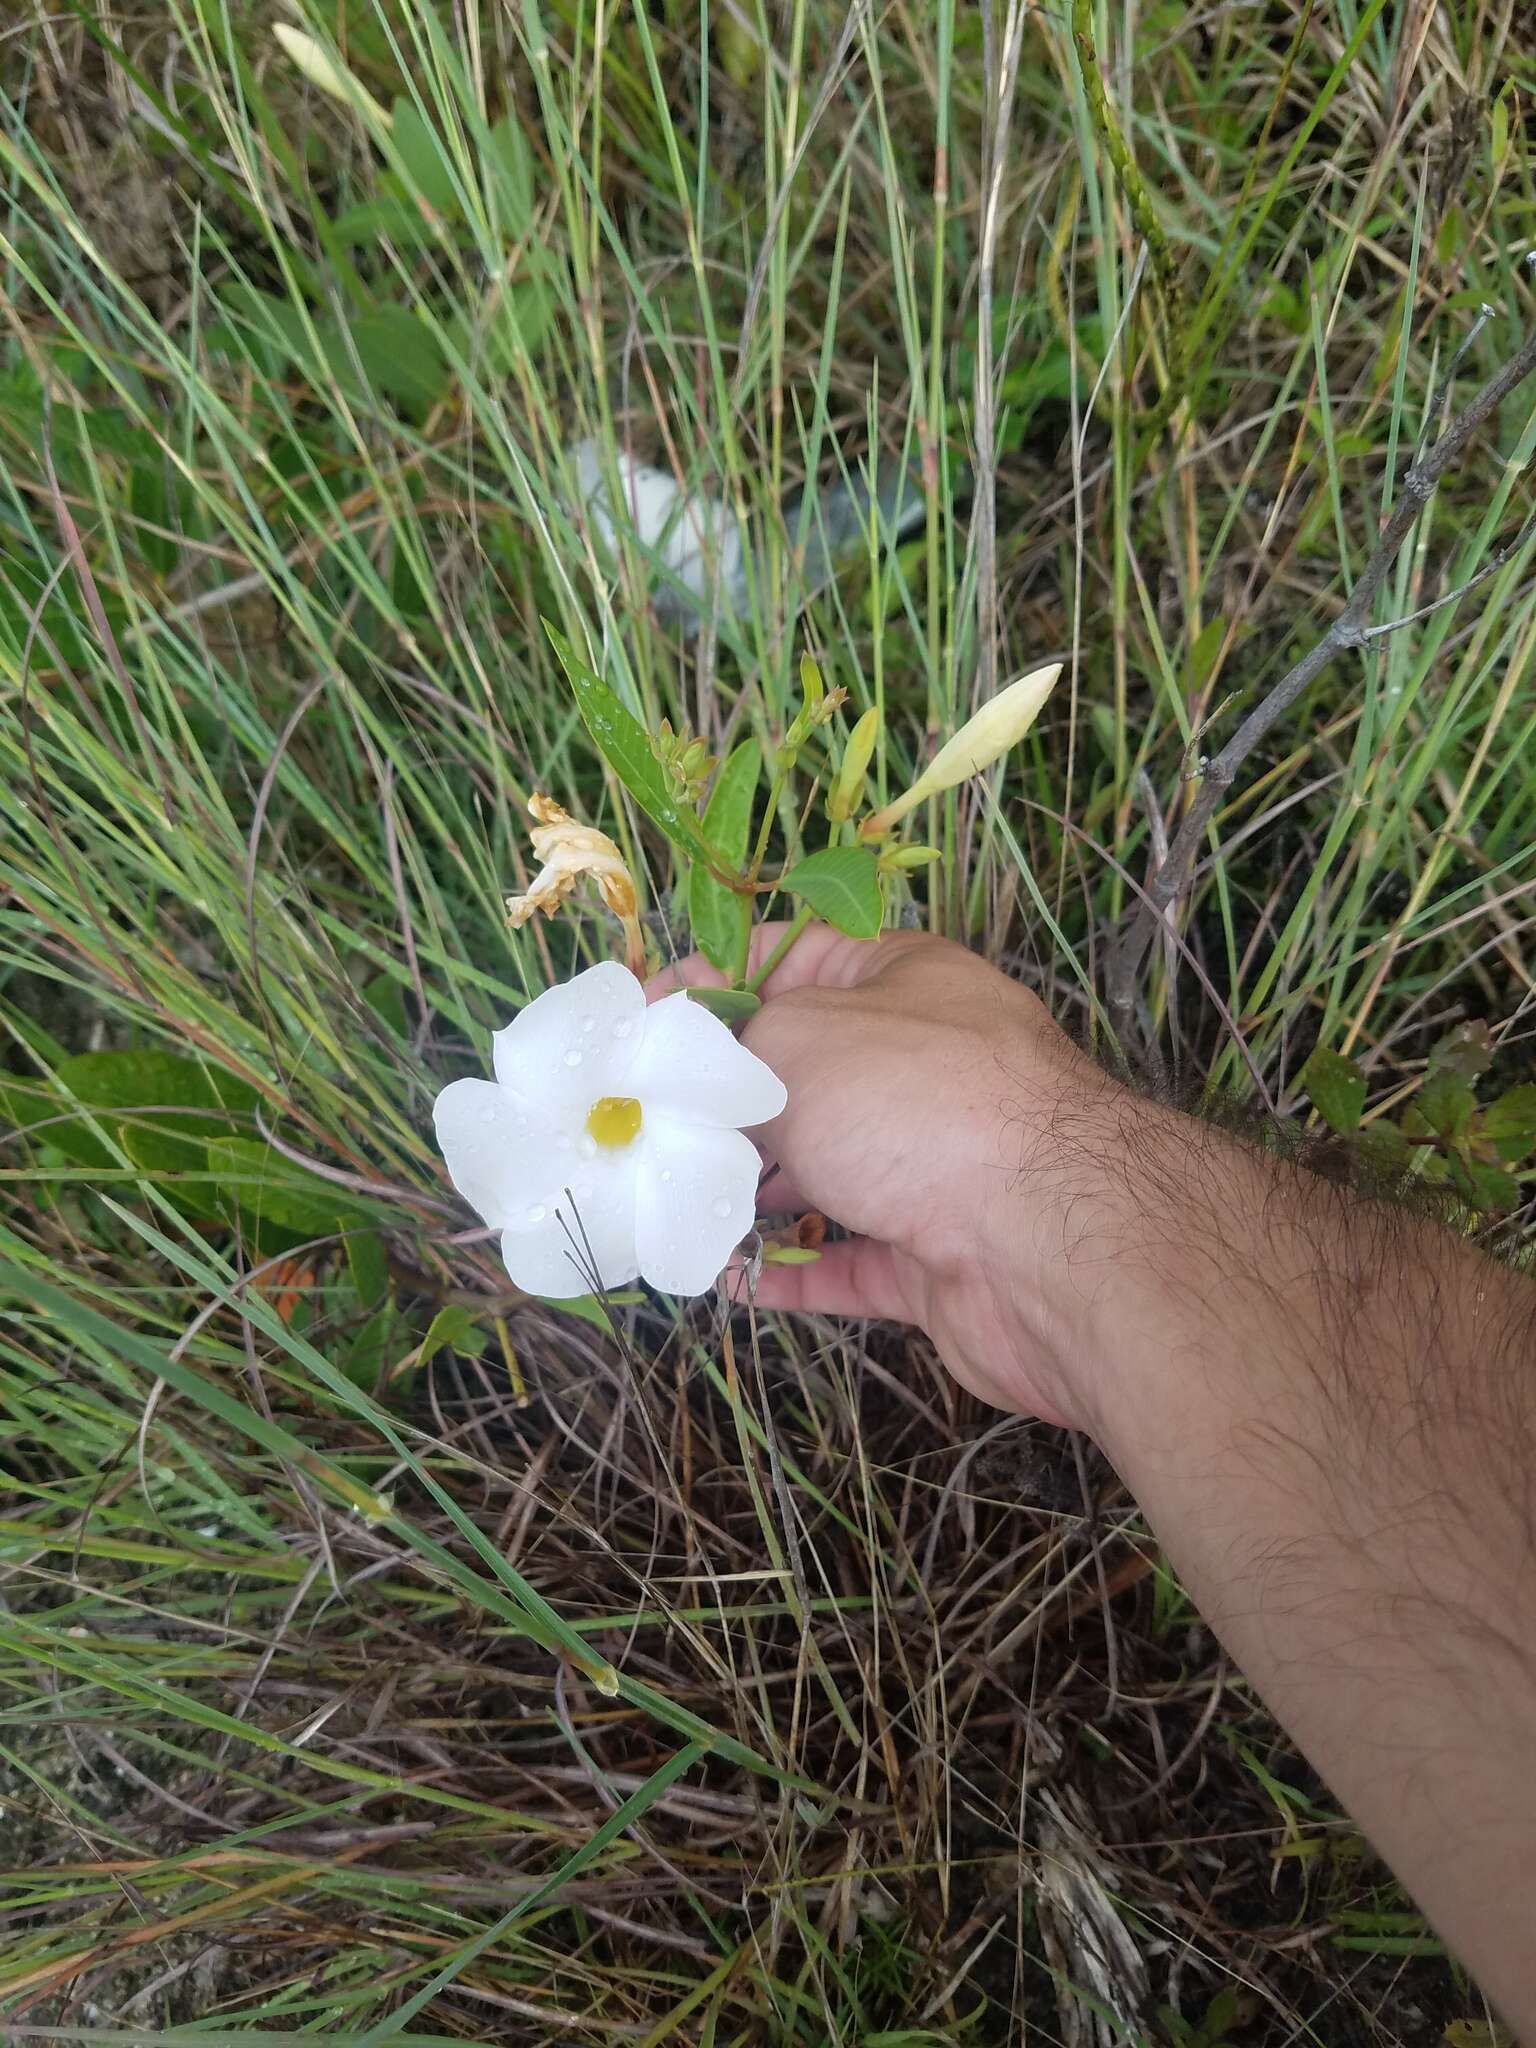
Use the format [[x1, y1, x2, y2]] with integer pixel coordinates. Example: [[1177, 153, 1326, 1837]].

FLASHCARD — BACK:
[[653, 924, 1536, 2030]]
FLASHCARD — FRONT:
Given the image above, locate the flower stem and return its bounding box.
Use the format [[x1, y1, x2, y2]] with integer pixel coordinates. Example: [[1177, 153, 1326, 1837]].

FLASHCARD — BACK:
[[746, 903, 814, 994]]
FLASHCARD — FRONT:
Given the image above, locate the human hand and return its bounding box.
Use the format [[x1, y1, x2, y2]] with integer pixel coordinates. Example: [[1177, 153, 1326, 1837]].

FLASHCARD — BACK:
[[649, 922, 1137, 1427]]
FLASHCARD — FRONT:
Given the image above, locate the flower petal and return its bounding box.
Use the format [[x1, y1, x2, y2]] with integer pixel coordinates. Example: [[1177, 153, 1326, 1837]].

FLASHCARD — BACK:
[[635, 1117, 762, 1294], [433, 1079, 562, 1227], [630, 992, 787, 1128], [498, 1153, 640, 1298], [493, 960, 645, 1107]]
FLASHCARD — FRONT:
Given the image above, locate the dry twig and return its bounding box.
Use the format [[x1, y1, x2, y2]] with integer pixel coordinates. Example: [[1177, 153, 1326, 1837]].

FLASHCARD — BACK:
[[1107, 310, 1536, 1043]]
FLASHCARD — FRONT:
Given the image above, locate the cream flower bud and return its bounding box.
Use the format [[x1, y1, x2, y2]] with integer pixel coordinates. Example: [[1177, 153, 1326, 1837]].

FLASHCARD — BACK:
[[860, 661, 1062, 837], [273, 25, 393, 132]]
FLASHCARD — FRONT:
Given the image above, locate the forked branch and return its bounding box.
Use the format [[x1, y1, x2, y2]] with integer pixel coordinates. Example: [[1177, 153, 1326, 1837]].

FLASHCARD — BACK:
[[1106, 316, 1536, 1041]]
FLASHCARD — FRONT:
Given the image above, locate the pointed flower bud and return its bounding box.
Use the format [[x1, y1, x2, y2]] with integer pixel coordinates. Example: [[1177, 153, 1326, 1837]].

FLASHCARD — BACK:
[[828, 707, 880, 823], [273, 26, 393, 132], [860, 661, 1061, 836]]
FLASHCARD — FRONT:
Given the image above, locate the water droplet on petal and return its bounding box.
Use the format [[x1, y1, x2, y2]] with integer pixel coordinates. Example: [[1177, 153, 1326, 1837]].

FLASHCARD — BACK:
[[659, 1168, 673, 1183], [563, 1048, 583, 1068], [479, 1107, 498, 1127], [613, 1018, 633, 1040], [711, 1196, 733, 1219], [580, 1014, 597, 1032], [526, 1203, 547, 1224]]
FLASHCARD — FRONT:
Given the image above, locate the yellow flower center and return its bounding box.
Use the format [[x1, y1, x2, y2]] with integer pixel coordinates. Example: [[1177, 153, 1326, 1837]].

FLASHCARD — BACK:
[[585, 1095, 643, 1149]]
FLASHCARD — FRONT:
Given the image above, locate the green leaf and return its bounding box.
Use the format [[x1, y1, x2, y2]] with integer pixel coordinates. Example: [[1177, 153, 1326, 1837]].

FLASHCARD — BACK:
[[780, 845, 883, 941], [390, 97, 462, 220], [205, 1136, 361, 1236], [1479, 1084, 1536, 1156], [685, 986, 761, 1024], [1183, 614, 1225, 697], [54, 1050, 259, 1170], [362, 970, 411, 1039], [1301, 1047, 1366, 1134], [344, 1226, 389, 1311], [1449, 1156, 1520, 1214], [420, 1303, 485, 1364], [0, 1071, 110, 1167], [1418, 1068, 1477, 1140], [545, 1291, 611, 1330], [1428, 1019, 1493, 1080], [688, 740, 759, 970], [327, 194, 431, 246], [545, 624, 706, 856], [486, 112, 534, 227], [334, 305, 451, 414], [1354, 1121, 1411, 1175], [130, 459, 176, 576], [446, 277, 551, 376], [341, 1302, 400, 1392]]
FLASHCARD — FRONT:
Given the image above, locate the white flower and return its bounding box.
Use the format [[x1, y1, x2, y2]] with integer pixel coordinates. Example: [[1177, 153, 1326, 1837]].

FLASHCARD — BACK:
[[433, 962, 786, 1299]]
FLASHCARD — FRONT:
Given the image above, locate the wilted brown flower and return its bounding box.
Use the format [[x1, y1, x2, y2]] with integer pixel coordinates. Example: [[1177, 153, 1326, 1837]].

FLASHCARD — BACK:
[[506, 795, 645, 976]]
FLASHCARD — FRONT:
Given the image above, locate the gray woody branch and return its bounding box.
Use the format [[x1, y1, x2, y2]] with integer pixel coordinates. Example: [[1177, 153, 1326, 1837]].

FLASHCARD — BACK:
[[1107, 319, 1536, 1040]]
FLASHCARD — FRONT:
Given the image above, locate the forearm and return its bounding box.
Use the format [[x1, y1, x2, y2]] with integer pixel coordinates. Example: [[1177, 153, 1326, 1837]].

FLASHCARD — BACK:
[[1046, 1094, 1536, 2024]]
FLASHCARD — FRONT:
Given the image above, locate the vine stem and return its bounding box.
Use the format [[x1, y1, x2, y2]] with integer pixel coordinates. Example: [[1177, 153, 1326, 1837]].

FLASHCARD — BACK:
[[747, 905, 815, 994]]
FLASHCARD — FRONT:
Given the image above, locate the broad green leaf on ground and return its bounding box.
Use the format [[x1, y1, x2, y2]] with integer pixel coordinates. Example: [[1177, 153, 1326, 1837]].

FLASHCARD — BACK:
[[688, 740, 760, 970], [390, 98, 462, 220], [1300, 1047, 1366, 1134], [419, 1303, 486, 1364], [205, 1136, 363, 1236], [780, 845, 883, 940], [52, 1050, 260, 1171], [1448, 1154, 1520, 1213], [344, 1226, 390, 1310], [333, 305, 452, 413], [1428, 1019, 1494, 1079], [1417, 1068, 1477, 1141], [487, 112, 534, 226], [215, 284, 451, 415], [1480, 1084, 1536, 1156]]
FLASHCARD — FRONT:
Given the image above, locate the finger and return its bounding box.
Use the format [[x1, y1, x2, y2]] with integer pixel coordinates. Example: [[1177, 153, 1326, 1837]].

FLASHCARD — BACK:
[[645, 949, 729, 1001], [648, 921, 937, 1006], [725, 1237, 916, 1322], [754, 1162, 814, 1217]]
